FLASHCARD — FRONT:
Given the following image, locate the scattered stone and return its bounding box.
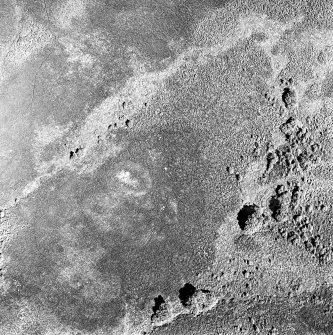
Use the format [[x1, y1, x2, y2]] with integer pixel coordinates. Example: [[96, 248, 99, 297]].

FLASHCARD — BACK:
[[242, 270, 250, 279], [69, 146, 83, 160], [227, 166, 235, 174], [281, 87, 297, 109]]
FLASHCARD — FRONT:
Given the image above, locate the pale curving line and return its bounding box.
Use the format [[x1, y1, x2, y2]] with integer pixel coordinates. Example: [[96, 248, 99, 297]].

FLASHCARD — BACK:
[[113, 161, 152, 197]]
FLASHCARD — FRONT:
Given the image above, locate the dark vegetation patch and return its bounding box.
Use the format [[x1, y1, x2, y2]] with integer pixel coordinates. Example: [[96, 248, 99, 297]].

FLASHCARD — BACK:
[[179, 283, 196, 307], [281, 87, 297, 108], [152, 295, 165, 315], [237, 204, 257, 230], [151, 295, 168, 322], [269, 196, 281, 220]]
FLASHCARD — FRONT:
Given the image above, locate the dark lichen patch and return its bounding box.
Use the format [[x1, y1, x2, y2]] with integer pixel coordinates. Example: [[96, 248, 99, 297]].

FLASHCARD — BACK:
[[299, 285, 333, 333], [92, 123, 216, 309], [1, 122, 216, 332], [321, 71, 333, 97], [38, 281, 124, 332], [86, 0, 198, 65], [0, 176, 124, 333]]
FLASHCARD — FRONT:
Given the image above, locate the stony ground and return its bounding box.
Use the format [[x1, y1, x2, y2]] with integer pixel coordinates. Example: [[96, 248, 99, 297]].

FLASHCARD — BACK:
[[1, 0, 333, 334]]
